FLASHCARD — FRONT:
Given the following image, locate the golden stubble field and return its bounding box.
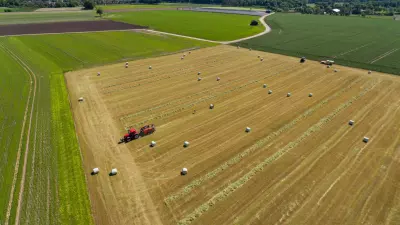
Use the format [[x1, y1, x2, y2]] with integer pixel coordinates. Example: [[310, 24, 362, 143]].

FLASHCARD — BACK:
[[66, 45, 400, 225]]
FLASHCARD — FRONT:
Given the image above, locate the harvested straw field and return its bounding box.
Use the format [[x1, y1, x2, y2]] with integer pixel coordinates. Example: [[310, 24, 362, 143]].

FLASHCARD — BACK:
[[66, 45, 400, 225]]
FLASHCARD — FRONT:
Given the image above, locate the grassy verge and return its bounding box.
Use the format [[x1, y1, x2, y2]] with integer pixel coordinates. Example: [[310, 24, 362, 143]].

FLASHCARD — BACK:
[[50, 72, 93, 224], [240, 13, 400, 75], [108, 10, 264, 41]]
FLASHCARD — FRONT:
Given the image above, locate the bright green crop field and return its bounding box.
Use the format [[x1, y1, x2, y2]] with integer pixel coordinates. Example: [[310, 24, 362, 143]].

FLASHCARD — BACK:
[[0, 11, 97, 25], [108, 10, 264, 41], [0, 31, 214, 225], [240, 13, 400, 75]]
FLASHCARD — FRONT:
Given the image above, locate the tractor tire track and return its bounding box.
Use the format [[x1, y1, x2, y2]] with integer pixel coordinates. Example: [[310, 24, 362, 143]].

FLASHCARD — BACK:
[[0, 43, 38, 225]]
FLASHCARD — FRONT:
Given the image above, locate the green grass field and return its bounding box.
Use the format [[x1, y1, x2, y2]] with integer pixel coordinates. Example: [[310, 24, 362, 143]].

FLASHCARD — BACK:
[[0, 31, 214, 224], [101, 3, 215, 10], [0, 7, 36, 13], [240, 13, 400, 75], [0, 11, 97, 25], [108, 10, 264, 41]]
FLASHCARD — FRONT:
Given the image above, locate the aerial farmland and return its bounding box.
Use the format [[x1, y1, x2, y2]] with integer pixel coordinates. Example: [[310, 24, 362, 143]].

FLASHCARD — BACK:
[[0, 2, 400, 225], [67, 45, 400, 225]]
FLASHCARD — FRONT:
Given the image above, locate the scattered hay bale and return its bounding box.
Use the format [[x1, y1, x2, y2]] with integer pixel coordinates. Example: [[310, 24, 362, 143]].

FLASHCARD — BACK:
[[363, 137, 369, 143], [263, 84, 267, 88], [260, 58, 264, 61], [181, 168, 188, 175], [209, 104, 214, 109], [368, 70, 372, 74], [249, 48, 252, 51], [216, 77, 220, 81], [110, 168, 118, 176], [198, 77, 202, 81], [309, 93, 313, 97], [149, 66, 152, 69], [78, 97, 84, 102], [268, 90, 272, 94], [334, 69, 338, 72], [183, 54, 186, 57], [327, 65, 331, 68], [97, 72, 100, 76], [198, 72, 201, 75], [92, 168, 99, 175], [258, 55, 260, 58], [150, 141, 156, 147], [189, 51, 191, 54], [287, 93, 291, 97], [183, 141, 190, 147], [125, 65, 128, 68], [245, 127, 251, 132], [181, 57, 184, 60], [349, 120, 354, 126]]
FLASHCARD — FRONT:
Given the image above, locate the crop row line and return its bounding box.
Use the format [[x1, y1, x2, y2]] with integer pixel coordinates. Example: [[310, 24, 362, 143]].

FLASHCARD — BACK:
[[177, 80, 379, 225], [164, 76, 364, 205]]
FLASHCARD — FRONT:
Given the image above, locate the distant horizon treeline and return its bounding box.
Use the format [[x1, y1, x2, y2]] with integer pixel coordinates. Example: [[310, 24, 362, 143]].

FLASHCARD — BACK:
[[1, 0, 399, 16]]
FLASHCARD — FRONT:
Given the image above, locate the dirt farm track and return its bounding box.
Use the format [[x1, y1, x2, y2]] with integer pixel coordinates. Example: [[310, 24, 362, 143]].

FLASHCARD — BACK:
[[66, 45, 400, 225]]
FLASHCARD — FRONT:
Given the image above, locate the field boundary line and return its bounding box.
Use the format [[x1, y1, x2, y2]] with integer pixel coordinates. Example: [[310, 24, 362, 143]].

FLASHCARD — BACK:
[[369, 48, 398, 64], [0, 43, 37, 225], [332, 42, 374, 59], [164, 76, 363, 205], [177, 81, 378, 225], [142, 13, 274, 44]]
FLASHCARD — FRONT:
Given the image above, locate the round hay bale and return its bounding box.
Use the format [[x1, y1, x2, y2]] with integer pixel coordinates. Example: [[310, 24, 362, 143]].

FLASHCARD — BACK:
[[183, 54, 186, 57], [349, 120, 354, 126], [287, 93, 291, 97], [198, 72, 201, 75], [183, 141, 190, 147], [78, 97, 84, 102], [327, 65, 331, 68], [209, 104, 214, 109], [181, 57, 184, 60], [363, 137, 369, 143], [309, 93, 313, 97], [334, 69, 338, 72], [181, 168, 188, 175], [198, 77, 202, 81], [150, 141, 156, 147], [245, 127, 251, 132], [110, 168, 118, 175], [249, 48, 252, 51], [189, 51, 191, 54], [260, 58, 264, 61], [125, 65, 128, 68], [216, 77, 220, 81], [268, 90, 272, 94], [97, 72, 100, 76], [149, 66, 152, 69], [92, 168, 99, 174], [125, 62, 128, 65], [263, 84, 267, 88], [368, 70, 372, 74]]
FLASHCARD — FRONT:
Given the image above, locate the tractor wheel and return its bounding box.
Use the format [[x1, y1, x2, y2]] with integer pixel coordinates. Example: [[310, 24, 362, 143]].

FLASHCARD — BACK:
[[134, 134, 140, 139]]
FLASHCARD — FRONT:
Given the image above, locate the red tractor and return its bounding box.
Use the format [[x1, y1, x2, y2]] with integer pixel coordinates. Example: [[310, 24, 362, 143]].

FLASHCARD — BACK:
[[120, 124, 156, 143]]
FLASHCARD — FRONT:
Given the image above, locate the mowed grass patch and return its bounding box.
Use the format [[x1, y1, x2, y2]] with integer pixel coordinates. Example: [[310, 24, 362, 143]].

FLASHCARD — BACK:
[[102, 3, 215, 10], [0, 31, 214, 224], [108, 10, 264, 41], [240, 13, 400, 75], [0, 11, 97, 25]]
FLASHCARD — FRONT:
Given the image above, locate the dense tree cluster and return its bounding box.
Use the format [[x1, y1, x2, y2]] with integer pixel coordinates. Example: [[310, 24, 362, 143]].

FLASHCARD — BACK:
[[0, 0, 398, 16]]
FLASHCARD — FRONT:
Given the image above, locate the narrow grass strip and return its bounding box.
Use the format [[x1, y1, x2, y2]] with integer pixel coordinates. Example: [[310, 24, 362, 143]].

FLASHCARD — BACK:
[[164, 77, 363, 205], [177, 81, 378, 225]]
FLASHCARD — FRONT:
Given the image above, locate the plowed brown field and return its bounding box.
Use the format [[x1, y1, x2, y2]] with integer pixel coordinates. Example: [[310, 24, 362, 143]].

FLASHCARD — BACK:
[[65, 45, 400, 225]]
